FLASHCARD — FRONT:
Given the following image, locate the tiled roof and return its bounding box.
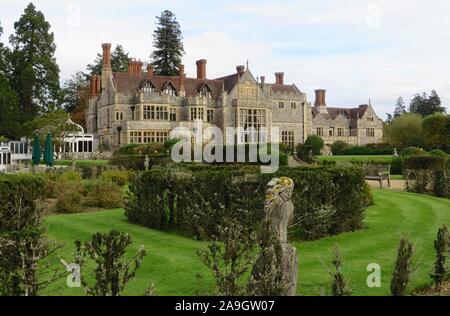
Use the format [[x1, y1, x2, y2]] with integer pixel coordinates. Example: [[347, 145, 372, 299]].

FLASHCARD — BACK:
[[313, 105, 369, 120], [266, 83, 301, 94], [112, 73, 224, 99]]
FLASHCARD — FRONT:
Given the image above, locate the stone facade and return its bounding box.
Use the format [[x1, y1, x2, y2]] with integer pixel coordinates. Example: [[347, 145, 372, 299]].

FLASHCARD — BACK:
[[311, 90, 384, 146], [87, 43, 383, 150]]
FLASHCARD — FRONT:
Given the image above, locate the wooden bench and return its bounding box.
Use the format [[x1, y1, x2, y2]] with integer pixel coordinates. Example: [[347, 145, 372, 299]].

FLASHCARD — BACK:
[[364, 165, 391, 188]]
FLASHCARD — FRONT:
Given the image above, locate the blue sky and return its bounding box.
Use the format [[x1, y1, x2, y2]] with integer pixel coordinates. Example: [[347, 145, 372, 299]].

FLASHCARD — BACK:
[[1, 0, 449, 118]]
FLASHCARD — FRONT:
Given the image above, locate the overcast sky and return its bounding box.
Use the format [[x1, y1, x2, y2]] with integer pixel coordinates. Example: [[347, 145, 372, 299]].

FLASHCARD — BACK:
[[1, 0, 449, 118]]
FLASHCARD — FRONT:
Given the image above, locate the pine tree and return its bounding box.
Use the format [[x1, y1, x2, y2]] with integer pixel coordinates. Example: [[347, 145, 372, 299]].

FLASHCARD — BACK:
[[61, 71, 88, 113], [151, 10, 184, 76], [9, 3, 61, 120], [393, 97, 406, 117], [87, 44, 130, 75], [409, 91, 446, 116]]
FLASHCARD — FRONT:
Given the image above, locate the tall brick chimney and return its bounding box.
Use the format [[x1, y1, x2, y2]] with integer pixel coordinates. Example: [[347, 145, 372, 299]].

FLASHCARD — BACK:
[[102, 43, 112, 69], [196, 59, 207, 79], [260, 76, 265, 88], [314, 89, 327, 107], [236, 65, 245, 77], [136, 60, 143, 75], [90, 75, 96, 97], [275, 72, 284, 85], [179, 64, 185, 92], [95, 75, 101, 94]]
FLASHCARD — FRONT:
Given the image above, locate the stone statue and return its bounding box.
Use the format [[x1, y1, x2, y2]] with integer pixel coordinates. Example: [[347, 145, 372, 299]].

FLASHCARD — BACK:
[[144, 155, 150, 171], [249, 177, 298, 296], [393, 148, 399, 157]]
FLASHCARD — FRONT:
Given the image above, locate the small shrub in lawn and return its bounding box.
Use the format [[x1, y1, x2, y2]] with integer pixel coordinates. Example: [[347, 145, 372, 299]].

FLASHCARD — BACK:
[[84, 180, 123, 209], [429, 149, 448, 157], [330, 245, 351, 296], [400, 147, 427, 157], [330, 141, 349, 155], [390, 238, 414, 296], [55, 189, 83, 214], [74, 230, 147, 296], [432, 225, 450, 290], [304, 135, 324, 155], [296, 144, 316, 163], [100, 170, 135, 187]]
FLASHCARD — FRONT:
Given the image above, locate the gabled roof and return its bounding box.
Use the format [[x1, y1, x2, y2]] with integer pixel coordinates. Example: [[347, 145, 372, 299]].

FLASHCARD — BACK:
[[112, 73, 224, 98], [312, 104, 369, 121], [266, 83, 301, 95]]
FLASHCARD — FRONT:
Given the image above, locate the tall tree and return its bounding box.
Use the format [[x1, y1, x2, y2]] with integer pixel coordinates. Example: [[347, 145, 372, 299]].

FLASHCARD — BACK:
[[384, 113, 426, 148], [86, 44, 130, 75], [409, 91, 446, 117], [151, 10, 184, 76], [9, 3, 61, 120], [61, 71, 88, 112], [393, 97, 406, 117]]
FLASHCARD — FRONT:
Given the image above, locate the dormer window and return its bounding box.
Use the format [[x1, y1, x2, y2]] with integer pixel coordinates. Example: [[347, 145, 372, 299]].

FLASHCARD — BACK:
[[141, 81, 155, 93], [199, 85, 211, 98], [163, 83, 177, 96]]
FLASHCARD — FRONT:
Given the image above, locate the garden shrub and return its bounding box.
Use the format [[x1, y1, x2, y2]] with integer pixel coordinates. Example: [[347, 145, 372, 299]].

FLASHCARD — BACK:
[[125, 165, 367, 241], [403, 155, 449, 198], [0, 174, 44, 203], [55, 189, 83, 214], [338, 145, 393, 156], [304, 135, 324, 155], [110, 154, 170, 171], [84, 180, 124, 209], [429, 149, 448, 157], [100, 170, 135, 187], [330, 141, 349, 155], [296, 144, 315, 163], [400, 147, 426, 157], [390, 157, 403, 175]]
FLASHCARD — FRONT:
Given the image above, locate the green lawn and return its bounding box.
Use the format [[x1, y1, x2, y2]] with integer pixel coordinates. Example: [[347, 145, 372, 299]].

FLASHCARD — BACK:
[[55, 160, 109, 167], [44, 189, 450, 296], [318, 155, 393, 163]]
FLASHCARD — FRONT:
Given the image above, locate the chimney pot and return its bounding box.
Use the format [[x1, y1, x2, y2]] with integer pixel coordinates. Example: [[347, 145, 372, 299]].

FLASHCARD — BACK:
[[315, 89, 327, 107], [275, 72, 284, 85], [196, 59, 207, 79]]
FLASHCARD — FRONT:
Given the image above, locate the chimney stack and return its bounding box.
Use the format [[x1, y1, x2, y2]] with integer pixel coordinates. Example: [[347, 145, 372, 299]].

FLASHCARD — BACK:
[[135, 60, 143, 75], [95, 75, 101, 94], [236, 65, 245, 77], [196, 59, 207, 79], [90, 75, 96, 97], [275, 72, 284, 85], [102, 43, 112, 69], [147, 64, 154, 77], [179, 64, 185, 92], [260, 76, 265, 88], [314, 89, 327, 107], [128, 59, 134, 74]]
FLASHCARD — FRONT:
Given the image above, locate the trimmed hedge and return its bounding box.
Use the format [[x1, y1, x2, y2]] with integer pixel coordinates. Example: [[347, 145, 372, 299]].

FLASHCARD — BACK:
[[403, 155, 449, 198], [338, 145, 394, 156], [125, 165, 369, 241]]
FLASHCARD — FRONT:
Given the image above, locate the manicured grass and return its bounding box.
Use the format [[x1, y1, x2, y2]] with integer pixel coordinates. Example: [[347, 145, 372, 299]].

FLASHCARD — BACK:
[[44, 190, 450, 296], [318, 155, 393, 163], [55, 160, 109, 167]]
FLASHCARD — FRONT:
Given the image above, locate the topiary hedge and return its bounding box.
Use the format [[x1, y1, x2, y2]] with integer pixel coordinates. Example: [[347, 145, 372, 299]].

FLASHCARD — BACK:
[[403, 155, 449, 198], [125, 165, 369, 241], [304, 135, 324, 155]]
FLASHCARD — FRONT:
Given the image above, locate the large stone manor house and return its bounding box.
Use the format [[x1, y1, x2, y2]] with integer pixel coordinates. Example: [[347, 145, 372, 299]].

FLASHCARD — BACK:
[[86, 43, 383, 150]]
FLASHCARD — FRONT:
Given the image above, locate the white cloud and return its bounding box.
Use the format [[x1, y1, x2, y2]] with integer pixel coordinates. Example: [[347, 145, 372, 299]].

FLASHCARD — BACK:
[[0, 0, 448, 118]]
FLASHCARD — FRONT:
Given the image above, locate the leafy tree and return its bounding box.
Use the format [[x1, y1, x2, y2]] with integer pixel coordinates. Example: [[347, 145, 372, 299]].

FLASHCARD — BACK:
[[87, 44, 130, 75], [9, 3, 61, 119], [0, 195, 63, 296], [198, 215, 257, 296], [390, 238, 414, 296], [431, 225, 449, 290], [151, 10, 185, 76], [384, 114, 426, 148], [422, 114, 450, 152], [24, 109, 80, 158], [61, 71, 88, 112], [74, 230, 147, 296], [409, 90, 446, 117], [385, 113, 393, 124], [0, 20, 11, 76], [0, 75, 21, 139], [304, 135, 325, 155], [393, 97, 406, 117]]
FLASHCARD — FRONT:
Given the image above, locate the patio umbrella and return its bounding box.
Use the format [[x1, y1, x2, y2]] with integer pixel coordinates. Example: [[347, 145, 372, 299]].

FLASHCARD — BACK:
[[44, 133, 54, 167], [32, 135, 41, 165]]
